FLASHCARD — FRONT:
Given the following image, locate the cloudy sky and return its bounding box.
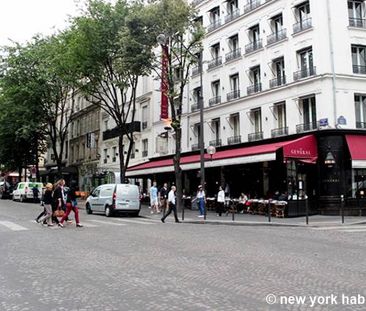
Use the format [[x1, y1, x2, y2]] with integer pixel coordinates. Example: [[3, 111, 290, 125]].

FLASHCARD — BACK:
[[0, 0, 82, 46]]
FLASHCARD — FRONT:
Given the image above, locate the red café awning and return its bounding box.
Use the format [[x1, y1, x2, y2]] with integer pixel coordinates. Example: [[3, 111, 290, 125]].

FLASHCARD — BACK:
[[127, 135, 317, 176], [346, 135, 366, 168]]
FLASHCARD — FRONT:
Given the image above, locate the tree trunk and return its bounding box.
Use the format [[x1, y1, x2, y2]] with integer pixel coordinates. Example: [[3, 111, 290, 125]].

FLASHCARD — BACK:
[[118, 135, 124, 183], [173, 127, 183, 211], [18, 166, 22, 183], [35, 138, 40, 181]]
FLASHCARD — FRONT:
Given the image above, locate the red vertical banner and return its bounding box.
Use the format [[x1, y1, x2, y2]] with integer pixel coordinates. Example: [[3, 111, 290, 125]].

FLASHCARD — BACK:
[[160, 45, 169, 120]]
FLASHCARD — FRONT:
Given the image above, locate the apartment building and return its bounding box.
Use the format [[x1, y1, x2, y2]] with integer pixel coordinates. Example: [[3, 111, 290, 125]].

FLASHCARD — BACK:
[[126, 0, 366, 214]]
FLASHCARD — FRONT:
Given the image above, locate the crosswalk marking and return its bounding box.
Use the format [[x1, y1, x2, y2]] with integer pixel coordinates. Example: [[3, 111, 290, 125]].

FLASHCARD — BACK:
[[0, 221, 28, 231], [88, 219, 127, 226], [78, 222, 98, 228], [340, 229, 366, 233], [312, 225, 366, 231], [113, 218, 157, 225]]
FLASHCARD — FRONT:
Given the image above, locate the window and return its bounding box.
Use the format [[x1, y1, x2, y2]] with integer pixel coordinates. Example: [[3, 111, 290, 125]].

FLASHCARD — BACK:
[[300, 96, 317, 131], [348, 1, 365, 27], [272, 14, 283, 33], [248, 66, 261, 94], [142, 139, 148, 157], [210, 6, 220, 24], [209, 80, 221, 106], [193, 87, 201, 104], [352, 45, 366, 74], [228, 74, 240, 101], [294, 1, 312, 33], [253, 109, 262, 133], [355, 94, 366, 128], [211, 43, 220, 59], [227, 0, 238, 15], [142, 105, 148, 130], [112, 146, 117, 162], [211, 118, 221, 146], [270, 57, 286, 87], [294, 47, 315, 80], [268, 14, 286, 45], [104, 119, 108, 131], [103, 148, 108, 163], [229, 34, 239, 51], [246, 25, 262, 53]]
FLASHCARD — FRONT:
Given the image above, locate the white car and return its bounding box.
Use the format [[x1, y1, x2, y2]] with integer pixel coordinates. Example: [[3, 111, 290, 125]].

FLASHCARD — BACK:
[[12, 182, 43, 202], [86, 183, 140, 217]]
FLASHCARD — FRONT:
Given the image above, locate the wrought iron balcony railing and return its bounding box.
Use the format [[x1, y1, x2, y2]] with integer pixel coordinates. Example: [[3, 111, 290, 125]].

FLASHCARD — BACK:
[[356, 121, 366, 129], [191, 66, 202, 76], [209, 96, 221, 106], [353, 65, 366, 74], [296, 122, 319, 133], [209, 139, 222, 147], [349, 17, 366, 28], [225, 48, 241, 62], [247, 83, 262, 95], [191, 143, 200, 151], [269, 75, 286, 88], [248, 131, 263, 142], [267, 29, 287, 45], [293, 17, 312, 34], [271, 127, 288, 138], [207, 20, 222, 32], [293, 66, 316, 81], [244, 0, 261, 14], [227, 90, 240, 101], [103, 122, 141, 141], [245, 39, 263, 54], [225, 8, 240, 23], [228, 135, 242, 145], [207, 57, 222, 70]]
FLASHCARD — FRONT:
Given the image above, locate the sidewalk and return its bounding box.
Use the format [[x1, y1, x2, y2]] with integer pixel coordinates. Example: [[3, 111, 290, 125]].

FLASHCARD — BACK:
[[77, 200, 366, 228]]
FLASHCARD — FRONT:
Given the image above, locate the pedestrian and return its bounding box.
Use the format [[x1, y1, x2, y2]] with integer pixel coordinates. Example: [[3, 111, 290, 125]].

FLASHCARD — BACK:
[[149, 181, 159, 214], [161, 186, 180, 223], [216, 186, 225, 217], [52, 179, 67, 225], [196, 185, 206, 218], [159, 183, 169, 216], [58, 181, 83, 228], [38, 183, 54, 226], [32, 185, 40, 203]]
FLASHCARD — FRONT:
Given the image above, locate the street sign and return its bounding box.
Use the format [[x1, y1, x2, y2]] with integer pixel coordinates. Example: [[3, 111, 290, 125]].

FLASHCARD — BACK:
[[337, 116, 347, 125], [319, 118, 328, 126]]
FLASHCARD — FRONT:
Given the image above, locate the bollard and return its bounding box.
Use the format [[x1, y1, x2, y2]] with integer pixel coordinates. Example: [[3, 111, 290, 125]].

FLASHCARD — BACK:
[[232, 203, 235, 221], [305, 198, 309, 225], [182, 201, 185, 221], [341, 195, 345, 224], [268, 200, 271, 223]]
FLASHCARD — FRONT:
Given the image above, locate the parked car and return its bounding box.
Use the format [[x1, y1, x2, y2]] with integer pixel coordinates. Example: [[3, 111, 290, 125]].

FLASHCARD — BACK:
[[86, 183, 140, 217], [12, 182, 43, 202], [0, 181, 14, 199]]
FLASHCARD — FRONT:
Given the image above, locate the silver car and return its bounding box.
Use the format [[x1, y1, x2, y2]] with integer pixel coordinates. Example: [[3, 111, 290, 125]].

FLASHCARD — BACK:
[[86, 184, 140, 217]]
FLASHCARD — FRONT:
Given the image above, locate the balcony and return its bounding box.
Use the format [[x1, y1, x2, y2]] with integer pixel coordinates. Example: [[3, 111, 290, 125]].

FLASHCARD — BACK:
[[225, 8, 240, 23], [244, 0, 261, 14], [191, 103, 200, 112], [142, 150, 148, 157], [293, 18, 312, 34], [296, 122, 318, 133], [271, 127, 288, 138], [227, 90, 240, 101], [267, 29, 287, 45], [225, 48, 241, 62], [349, 17, 366, 28], [191, 143, 200, 151], [207, 20, 222, 32], [247, 83, 262, 95], [356, 122, 366, 129], [192, 0, 205, 6], [209, 139, 222, 147], [103, 121, 141, 141], [353, 65, 366, 74], [142, 121, 148, 130], [245, 40, 263, 54], [192, 66, 202, 76], [293, 66, 316, 81], [228, 135, 242, 145], [269, 75, 286, 88], [207, 57, 222, 70], [209, 96, 221, 106], [248, 131, 263, 142]]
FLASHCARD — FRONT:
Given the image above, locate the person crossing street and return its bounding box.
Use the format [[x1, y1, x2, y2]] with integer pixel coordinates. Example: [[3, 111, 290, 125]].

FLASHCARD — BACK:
[[161, 186, 180, 223]]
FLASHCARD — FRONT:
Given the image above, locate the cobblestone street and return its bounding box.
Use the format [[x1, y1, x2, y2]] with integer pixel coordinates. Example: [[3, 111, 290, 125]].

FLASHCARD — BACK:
[[1, 199, 366, 311]]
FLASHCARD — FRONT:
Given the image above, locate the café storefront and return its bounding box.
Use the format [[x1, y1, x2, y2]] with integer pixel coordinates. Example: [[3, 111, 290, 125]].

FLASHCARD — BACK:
[[126, 130, 366, 216]]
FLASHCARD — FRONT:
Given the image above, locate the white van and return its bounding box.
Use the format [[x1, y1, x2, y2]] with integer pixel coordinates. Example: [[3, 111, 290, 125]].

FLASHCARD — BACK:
[[86, 184, 140, 217], [12, 182, 43, 202]]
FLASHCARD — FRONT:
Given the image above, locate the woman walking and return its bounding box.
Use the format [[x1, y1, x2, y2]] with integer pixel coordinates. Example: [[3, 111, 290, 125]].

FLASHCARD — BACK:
[[40, 183, 55, 226], [196, 185, 206, 218], [58, 181, 83, 228], [216, 186, 225, 217]]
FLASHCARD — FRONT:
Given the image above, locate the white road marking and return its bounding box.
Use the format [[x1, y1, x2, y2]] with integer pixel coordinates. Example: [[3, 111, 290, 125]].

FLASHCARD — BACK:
[[88, 220, 126, 226], [0, 221, 28, 231], [340, 229, 366, 233], [77, 222, 99, 228], [312, 225, 366, 230], [114, 218, 157, 225]]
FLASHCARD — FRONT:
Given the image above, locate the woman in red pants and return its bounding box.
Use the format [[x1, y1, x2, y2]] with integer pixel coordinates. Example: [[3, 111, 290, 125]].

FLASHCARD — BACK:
[[58, 182, 83, 228]]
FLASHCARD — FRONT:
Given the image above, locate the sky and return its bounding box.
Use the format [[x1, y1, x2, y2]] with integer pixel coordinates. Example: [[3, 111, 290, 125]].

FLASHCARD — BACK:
[[0, 0, 82, 46]]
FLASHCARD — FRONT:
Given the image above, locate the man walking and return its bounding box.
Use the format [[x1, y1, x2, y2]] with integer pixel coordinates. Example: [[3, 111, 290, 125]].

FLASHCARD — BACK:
[[161, 186, 180, 223], [159, 183, 169, 216]]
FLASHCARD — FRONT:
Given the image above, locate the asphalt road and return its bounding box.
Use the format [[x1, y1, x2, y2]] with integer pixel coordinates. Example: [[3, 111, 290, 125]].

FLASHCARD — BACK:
[[1, 199, 366, 311]]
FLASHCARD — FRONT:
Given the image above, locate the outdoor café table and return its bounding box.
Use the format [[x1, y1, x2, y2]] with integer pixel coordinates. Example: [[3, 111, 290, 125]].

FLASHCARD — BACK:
[[258, 200, 268, 215], [275, 201, 288, 218]]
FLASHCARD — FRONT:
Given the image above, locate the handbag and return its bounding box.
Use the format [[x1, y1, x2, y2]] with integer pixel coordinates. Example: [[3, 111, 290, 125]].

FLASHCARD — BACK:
[[54, 209, 65, 218]]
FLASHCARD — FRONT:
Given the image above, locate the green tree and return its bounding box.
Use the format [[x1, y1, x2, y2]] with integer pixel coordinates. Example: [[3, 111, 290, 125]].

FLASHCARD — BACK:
[[148, 0, 204, 209], [70, 0, 157, 181]]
